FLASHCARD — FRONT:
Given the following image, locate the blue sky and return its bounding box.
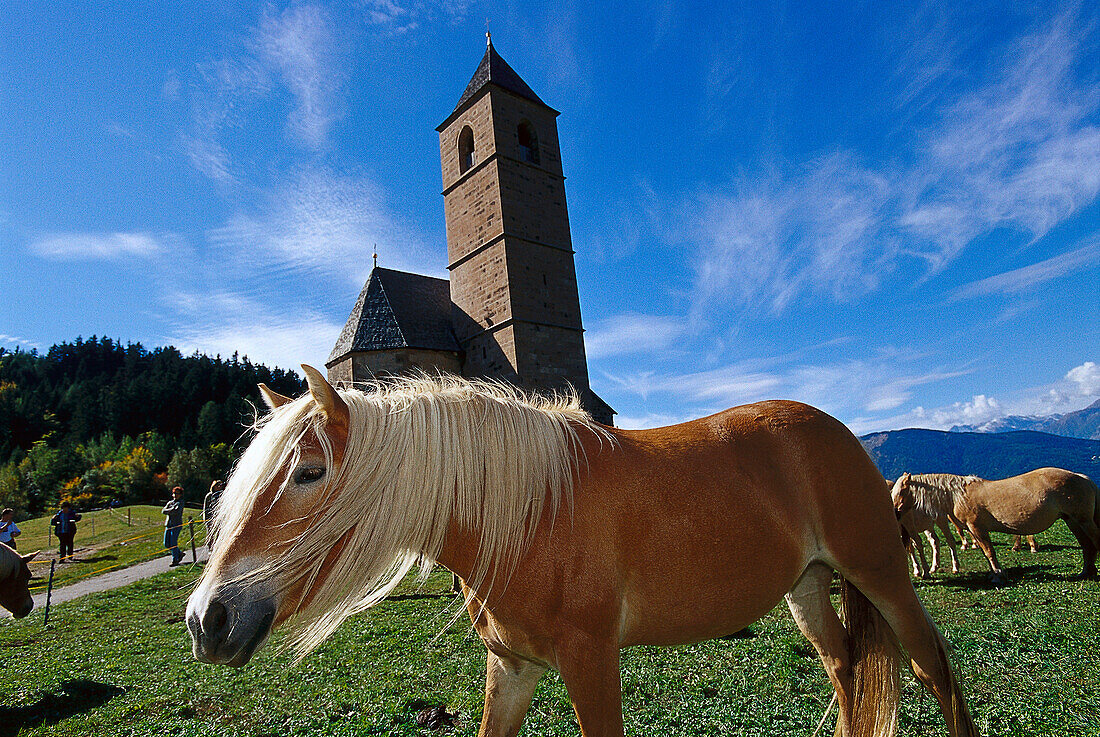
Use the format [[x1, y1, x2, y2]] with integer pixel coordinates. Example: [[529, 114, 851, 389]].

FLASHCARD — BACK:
[[1, 1, 1098, 434]]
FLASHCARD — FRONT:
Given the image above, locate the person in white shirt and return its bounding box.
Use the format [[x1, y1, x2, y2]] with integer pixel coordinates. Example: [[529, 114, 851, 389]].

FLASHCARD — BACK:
[[0, 508, 22, 550]]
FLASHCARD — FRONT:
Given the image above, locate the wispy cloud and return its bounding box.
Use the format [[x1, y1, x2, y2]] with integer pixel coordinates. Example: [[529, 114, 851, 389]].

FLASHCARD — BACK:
[[183, 3, 346, 182], [603, 351, 972, 432], [853, 360, 1100, 434], [899, 9, 1100, 270], [165, 290, 343, 371], [953, 238, 1100, 299], [688, 7, 1100, 316], [29, 232, 169, 260], [0, 334, 45, 351], [205, 167, 437, 288], [254, 4, 344, 150], [692, 153, 894, 315], [584, 313, 690, 360]]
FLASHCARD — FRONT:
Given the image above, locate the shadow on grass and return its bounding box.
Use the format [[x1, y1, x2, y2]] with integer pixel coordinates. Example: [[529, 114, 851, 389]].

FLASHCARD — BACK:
[[910, 563, 1077, 591], [78, 555, 119, 564], [719, 626, 756, 640], [0, 679, 125, 737]]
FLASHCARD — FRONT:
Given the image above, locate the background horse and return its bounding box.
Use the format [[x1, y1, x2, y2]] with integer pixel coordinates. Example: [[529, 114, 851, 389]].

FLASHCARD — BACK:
[[892, 470, 1100, 583], [0, 542, 37, 618], [187, 367, 978, 737], [898, 506, 961, 578]]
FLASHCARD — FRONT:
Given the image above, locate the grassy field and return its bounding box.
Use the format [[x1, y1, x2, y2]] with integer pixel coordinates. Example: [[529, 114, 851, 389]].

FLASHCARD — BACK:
[[12, 505, 207, 592], [1, 525, 1098, 737]]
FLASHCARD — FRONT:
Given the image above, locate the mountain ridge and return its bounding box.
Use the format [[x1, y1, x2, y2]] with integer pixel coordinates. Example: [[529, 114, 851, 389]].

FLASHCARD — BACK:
[[860, 427, 1100, 480]]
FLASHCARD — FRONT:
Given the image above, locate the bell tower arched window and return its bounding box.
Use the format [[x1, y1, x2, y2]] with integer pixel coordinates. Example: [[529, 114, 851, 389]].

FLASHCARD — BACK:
[[458, 126, 475, 173], [518, 120, 539, 164]]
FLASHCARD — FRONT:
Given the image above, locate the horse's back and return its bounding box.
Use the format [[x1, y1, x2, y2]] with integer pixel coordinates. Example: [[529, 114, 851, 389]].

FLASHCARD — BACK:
[[575, 400, 900, 645], [967, 467, 1096, 533]]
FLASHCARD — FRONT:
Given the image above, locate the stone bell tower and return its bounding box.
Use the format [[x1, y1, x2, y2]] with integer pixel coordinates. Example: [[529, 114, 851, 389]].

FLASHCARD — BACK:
[[437, 35, 607, 419]]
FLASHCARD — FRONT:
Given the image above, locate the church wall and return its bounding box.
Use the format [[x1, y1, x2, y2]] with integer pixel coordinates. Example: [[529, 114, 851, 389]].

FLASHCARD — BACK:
[[510, 321, 590, 394], [442, 161, 504, 266], [490, 93, 563, 177], [505, 237, 583, 328], [329, 349, 463, 386], [438, 93, 498, 191], [458, 323, 520, 384], [448, 241, 513, 341]]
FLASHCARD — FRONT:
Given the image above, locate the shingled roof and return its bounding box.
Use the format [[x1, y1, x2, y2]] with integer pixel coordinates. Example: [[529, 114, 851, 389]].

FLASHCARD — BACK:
[[447, 37, 554, 119], [326, 267, 460, 366]]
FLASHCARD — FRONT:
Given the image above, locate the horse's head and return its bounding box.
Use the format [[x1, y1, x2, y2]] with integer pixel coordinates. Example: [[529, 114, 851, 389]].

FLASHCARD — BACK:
[[0, 546, 38, 619], [890, 472, 914, 517], [187, 365, 351, 667]]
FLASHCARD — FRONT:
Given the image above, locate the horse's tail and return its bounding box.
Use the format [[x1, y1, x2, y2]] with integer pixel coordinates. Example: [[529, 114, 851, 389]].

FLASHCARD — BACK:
[[840, 578, 901, 737]]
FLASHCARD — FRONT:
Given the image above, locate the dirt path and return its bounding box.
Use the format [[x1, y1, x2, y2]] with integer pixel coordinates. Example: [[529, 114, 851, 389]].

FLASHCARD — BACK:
[[2, 547, 209, 620]]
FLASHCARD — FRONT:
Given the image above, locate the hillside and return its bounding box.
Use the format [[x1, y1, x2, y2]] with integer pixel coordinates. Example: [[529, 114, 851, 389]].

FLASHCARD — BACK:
[[0, 337, 305, 515], [860, 428, 1100, 480]]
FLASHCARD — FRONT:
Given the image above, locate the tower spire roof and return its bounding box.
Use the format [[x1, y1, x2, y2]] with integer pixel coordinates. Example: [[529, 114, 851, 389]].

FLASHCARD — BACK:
[[448, 38, 551, 117]]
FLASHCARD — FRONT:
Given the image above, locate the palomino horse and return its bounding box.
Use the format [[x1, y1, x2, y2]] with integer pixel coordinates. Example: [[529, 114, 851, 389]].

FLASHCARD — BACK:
[[0, 542, 37, 618], [892, 470, 1100, 583], [898, 507, 961, 578], [187, 367, 978, 737]]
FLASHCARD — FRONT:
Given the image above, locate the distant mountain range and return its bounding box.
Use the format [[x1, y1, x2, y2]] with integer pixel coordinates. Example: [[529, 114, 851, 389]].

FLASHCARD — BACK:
[[859, 428, 1100, 480], [949, 398, 1100, 440]]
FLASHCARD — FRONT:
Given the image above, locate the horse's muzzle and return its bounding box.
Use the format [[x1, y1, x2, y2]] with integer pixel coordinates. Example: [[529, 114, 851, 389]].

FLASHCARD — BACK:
[[187, 587, 276, 667], [2, 596, 33, 619]]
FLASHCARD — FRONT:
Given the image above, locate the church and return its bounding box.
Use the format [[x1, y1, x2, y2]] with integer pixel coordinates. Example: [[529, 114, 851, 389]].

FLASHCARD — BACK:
[[326, 36, 615, 425]]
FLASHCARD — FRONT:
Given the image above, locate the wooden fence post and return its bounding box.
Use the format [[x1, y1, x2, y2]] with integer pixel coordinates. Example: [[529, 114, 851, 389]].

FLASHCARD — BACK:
[[189, 519, 197, 565], [43, 560, 56, 626]]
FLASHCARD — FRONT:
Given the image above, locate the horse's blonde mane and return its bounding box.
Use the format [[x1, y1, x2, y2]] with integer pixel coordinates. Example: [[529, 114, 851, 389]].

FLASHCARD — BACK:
[[213, 373, 611, 656], [899, 473, 983, 518]]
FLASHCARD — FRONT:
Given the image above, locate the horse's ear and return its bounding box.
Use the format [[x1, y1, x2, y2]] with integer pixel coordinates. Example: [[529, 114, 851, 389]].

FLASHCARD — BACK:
[[21, 551, 39, 563], [301, 364, 348, 427], [258, 383, 292, 410]]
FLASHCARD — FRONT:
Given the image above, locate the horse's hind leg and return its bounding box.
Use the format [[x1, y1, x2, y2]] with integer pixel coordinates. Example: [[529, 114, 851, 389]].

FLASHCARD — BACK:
[[907, 531, 929, 578], [847, 572, 979, 737], [936, 520, 961, 573], [785, 563, 855, 736], [479, 650, 546, 737], [1063, 517, 1099, 580]]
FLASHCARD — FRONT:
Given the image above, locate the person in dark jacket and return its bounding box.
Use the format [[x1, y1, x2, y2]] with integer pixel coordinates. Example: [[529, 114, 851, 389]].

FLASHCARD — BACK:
[[51, 501, 82, 561], [163, 487, 185, 566]]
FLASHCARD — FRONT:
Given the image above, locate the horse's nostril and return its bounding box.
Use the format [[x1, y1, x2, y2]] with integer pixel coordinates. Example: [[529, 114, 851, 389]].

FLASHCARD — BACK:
[[202, 599, 229, 636]]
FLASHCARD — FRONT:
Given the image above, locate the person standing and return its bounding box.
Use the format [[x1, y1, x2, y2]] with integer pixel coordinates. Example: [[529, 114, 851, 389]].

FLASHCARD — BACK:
[[0, 508, 21, 550], [163, 486, 185, 567], [51, 501, 82, 561]]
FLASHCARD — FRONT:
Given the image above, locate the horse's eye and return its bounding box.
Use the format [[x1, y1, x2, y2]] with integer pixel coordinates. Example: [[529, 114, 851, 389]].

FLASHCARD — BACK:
[[294, 466, 326, 484]]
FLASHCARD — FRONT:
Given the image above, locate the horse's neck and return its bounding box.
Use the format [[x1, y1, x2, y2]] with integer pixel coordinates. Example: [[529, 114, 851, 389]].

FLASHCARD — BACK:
[[435, 519, 486, 589]]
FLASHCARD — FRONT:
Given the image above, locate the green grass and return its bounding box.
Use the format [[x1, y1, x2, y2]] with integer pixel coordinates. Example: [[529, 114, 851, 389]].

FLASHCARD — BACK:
[[1, 526, 1098, 736], [13, 505, 207, 592]]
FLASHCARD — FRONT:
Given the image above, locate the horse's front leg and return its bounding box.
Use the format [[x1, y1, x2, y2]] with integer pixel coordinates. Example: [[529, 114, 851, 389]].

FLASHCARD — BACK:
[[925, 529, 941, 574], [967, 523, 1006, 583], [479, 649, 547, 737], [557, 635, 624, 737]]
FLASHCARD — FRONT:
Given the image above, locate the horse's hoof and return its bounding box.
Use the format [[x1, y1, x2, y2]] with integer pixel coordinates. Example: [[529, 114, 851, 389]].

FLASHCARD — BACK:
[[988, 573, 1008, 586]]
